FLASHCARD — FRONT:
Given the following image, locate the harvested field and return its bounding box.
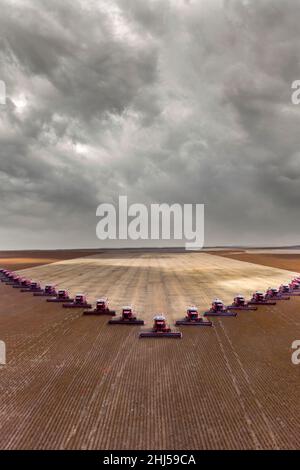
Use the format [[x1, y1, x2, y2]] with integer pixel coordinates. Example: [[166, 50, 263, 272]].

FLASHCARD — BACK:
[[13, 251, 299, 323], [0, 250, 300, 450]]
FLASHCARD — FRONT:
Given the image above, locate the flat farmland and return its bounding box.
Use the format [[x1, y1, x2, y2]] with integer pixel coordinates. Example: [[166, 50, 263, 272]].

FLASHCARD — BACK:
[[0, 250, 300, 449]]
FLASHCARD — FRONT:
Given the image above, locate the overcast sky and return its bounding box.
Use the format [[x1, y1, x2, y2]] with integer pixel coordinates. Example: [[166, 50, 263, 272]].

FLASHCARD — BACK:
[[1, 0, 300, 249]]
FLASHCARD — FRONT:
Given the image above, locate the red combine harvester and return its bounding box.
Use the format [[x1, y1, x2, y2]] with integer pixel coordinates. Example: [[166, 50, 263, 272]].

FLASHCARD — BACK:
[[0, 269, 11, 281], [204, 299, 237, 317], [63, 293, 92, 309], [5, 273, 19, 285], [265, 287, 290, 300], [0, 273, 9, 283], [140, 315, 182, 338], [175, 306, 212, 326], [1, 270, 18, 283], [34, 284, 57, 297], [6, 275, 23, 286], [47, 289, 74, 303], [20, 281, 43, 293], [83, 297, 116, 316], [248, 291, 276, 305], [227, 294, 257, 311], [13, 278, 31, 289], [4, 272, 15, 283], [108, 306, 144, 324], [288, 280, 300, 294], [279, 284, 293, 295]]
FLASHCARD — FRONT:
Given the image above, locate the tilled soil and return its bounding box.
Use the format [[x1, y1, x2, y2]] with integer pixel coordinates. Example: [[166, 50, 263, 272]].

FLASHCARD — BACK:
[[214, 250, 300, 273], [0, 250, 300, 449]]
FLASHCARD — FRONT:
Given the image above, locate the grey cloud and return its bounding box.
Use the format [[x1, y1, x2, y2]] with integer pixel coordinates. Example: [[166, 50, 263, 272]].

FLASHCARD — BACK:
[[0, 0, 300, 248]]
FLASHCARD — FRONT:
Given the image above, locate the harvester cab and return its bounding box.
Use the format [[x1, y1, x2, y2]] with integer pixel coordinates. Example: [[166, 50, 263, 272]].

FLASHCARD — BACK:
[[175, 306, 212, 326], [140, 315, 182, 338], [254, 291, 264, 301], [108, 305, 143, 324], [75, 294, 85, 304], [234, 295, 246, 306], [45, 285, 56, 294], [58, 289, 69, 299], [154, 315, 168, 331], [122, 306, 134, 320], [97, 298, 109, 309], [187, 306, 199, 320], [212, 299, 225, 311], [32, 281, 42, 291]]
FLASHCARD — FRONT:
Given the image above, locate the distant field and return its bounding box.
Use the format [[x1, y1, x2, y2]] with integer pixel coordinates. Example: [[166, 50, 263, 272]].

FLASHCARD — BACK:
[[214, 249, 300, 273], [0, 249, 103, 271], [0, 249, 300, 449]]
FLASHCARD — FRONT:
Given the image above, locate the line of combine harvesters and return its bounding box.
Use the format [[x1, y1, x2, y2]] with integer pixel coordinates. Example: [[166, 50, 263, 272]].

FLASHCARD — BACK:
[[1, 268, 300, 339]]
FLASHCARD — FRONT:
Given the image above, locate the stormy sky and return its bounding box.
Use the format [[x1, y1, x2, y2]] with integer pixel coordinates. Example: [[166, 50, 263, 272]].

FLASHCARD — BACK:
[[1, 0, 300, 249]]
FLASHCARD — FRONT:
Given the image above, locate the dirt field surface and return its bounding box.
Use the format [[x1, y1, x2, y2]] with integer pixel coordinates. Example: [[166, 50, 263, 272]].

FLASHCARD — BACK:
[[0, 249, 103, 271], [213, 249, 300, 273], [1, 250, 300, 450]]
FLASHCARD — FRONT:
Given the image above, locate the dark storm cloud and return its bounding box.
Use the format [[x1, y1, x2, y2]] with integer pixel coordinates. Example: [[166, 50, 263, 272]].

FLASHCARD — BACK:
[[0, 0, 300, 248]]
